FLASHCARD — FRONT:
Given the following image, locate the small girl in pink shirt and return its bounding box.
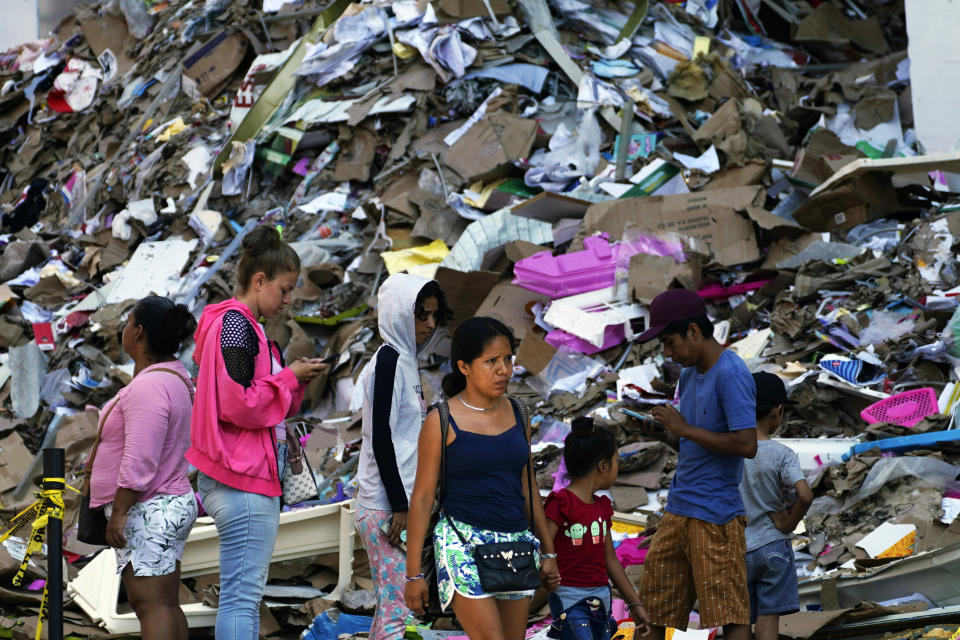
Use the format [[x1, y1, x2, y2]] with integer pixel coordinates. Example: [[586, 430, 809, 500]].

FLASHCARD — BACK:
[[88, 296, 197, 640]]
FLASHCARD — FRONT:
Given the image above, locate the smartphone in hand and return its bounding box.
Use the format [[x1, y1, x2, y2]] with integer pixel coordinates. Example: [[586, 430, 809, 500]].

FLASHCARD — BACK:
[[619, 408, 666, 430], [380, 517, 407, 550]]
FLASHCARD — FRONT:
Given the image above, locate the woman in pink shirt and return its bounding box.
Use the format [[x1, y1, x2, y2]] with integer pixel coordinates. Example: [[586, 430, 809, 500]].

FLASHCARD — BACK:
[[89, 296, 197, 640]]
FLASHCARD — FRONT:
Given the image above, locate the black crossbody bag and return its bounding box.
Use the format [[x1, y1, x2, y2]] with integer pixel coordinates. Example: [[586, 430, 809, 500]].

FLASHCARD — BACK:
[[441, 397, 542, 593]]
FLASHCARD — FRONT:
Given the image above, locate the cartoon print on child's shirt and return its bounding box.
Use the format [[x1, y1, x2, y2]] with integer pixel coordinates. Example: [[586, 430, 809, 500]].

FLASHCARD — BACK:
[[566, 522, 587, 546], [565, 518, 608, 546]]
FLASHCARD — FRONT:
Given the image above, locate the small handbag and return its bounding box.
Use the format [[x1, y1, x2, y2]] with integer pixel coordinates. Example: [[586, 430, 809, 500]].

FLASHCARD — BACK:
[[281, 422, 320, 506], [78, 367, 194, 546], [442, 398, 542, 594]]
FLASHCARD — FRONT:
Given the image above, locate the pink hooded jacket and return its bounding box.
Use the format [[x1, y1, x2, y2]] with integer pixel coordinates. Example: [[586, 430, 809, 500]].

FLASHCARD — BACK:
[[185, 299, 306, 496]]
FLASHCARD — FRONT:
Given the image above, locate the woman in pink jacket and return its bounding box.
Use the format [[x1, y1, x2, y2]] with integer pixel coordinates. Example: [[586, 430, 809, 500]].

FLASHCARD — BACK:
[[186, 225, 327, 640]]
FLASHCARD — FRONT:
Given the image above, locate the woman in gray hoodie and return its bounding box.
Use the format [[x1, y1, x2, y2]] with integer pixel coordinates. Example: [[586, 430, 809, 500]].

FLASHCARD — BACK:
[[355, 273, 451, 639]]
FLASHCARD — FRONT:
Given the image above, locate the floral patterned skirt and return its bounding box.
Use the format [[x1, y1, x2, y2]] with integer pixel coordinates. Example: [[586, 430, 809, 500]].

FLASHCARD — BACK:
[[434, 512, 538, 611], [104, 492, 198, 576]]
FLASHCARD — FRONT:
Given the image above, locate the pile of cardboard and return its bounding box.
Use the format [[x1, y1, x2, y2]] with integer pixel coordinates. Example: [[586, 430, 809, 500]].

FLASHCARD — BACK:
[[3, 0, 960, 636]]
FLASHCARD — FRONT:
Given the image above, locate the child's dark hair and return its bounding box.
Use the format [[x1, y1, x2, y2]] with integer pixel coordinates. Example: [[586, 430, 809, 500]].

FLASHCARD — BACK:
[[236, 225, 301, 292], [131, 296, 196, 356], [563, 417, 618, 479], [442, 317, 514, 397], [757, 403, 779, 420], [416, 281, 453, 326], [660, 315, 714, 340]]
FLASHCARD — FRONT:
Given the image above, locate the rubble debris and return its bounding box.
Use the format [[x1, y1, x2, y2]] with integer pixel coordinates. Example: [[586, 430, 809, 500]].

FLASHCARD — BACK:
[[1, 0, 960, 637]]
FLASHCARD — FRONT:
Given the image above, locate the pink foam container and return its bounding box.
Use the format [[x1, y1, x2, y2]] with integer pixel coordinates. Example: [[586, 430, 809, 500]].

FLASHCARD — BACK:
[[545, 324, 625, 355], [513, 235, 616, 298]]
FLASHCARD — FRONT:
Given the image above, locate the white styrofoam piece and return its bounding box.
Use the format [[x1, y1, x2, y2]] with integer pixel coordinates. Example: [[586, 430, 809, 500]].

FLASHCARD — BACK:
[[815, 372, 889, 400], [69, 279, 118, 313], [543, 286, 647, 348], [773, 437, 861, 472], [181, 500, 357, 584], [856, 522, 916, 558], [616, 363, 666, 402], [104, 237, 199, 305], [67, 551, 218, 634], [68, 500, 358, 634]]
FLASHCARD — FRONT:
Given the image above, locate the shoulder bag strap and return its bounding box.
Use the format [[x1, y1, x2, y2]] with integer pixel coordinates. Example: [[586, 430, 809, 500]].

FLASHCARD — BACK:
[[148, 367, 195, 401], [283, 422, 304, 472], [436, 401, 450, 506], [509, 397, 536, 530]]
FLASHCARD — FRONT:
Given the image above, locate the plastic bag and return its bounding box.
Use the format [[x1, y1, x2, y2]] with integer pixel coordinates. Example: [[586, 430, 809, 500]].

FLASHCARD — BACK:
[[845, 219, 901, 251], [859, 311, 916, 346], [119, 0, 155, 39], [946, 305, 960, 358], [524, 108, 602, 192], [843, 457, 960, 510], [526, 347, 606, 398]]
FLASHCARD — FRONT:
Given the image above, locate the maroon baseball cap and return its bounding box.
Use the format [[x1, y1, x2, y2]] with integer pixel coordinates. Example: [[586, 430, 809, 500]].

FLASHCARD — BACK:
[[634, 288, 707, 343]]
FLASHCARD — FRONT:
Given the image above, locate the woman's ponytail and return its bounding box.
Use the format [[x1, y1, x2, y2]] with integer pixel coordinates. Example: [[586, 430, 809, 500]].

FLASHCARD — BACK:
[[442, 370, 467, 397]]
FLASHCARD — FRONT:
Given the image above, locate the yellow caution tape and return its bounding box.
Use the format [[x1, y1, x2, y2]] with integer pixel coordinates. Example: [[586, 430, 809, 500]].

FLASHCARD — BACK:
[[0, 501, 42, 544], [13, 485, 65, 587], [35, 586, 48, 640], [0, 479, 73, 640]]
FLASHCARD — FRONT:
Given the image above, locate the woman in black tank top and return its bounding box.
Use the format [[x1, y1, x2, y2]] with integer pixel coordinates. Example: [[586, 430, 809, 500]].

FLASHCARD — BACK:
[[403, 317, 561, 640]]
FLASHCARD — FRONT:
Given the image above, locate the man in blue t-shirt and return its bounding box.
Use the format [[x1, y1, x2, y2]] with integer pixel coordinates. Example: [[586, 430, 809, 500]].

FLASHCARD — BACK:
[[630, 288, 757, 640]]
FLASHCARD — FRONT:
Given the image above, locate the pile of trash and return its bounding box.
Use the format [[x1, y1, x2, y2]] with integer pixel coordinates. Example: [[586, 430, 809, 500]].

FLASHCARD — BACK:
[[2, 0, 960, 636]]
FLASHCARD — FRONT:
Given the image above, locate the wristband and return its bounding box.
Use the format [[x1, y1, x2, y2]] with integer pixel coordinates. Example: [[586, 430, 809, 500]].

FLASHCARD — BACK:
[[540, 553, 558, 559], [626, 601, 643, 609], [405, 573, 424, 582]]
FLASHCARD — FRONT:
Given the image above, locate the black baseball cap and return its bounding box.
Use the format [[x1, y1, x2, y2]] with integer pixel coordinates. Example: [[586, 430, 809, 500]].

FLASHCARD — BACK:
[[634, 288, 707, 343], [753, 372, 793, 407]]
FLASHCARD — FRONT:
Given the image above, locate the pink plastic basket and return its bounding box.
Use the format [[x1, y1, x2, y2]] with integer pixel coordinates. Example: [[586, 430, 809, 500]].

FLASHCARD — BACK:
[[860, 388, 939, 427]]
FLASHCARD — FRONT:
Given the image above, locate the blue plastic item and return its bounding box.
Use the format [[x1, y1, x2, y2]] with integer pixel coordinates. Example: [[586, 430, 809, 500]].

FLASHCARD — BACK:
[[842, 430, 960, 461], [301, 611, 373, 640]]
